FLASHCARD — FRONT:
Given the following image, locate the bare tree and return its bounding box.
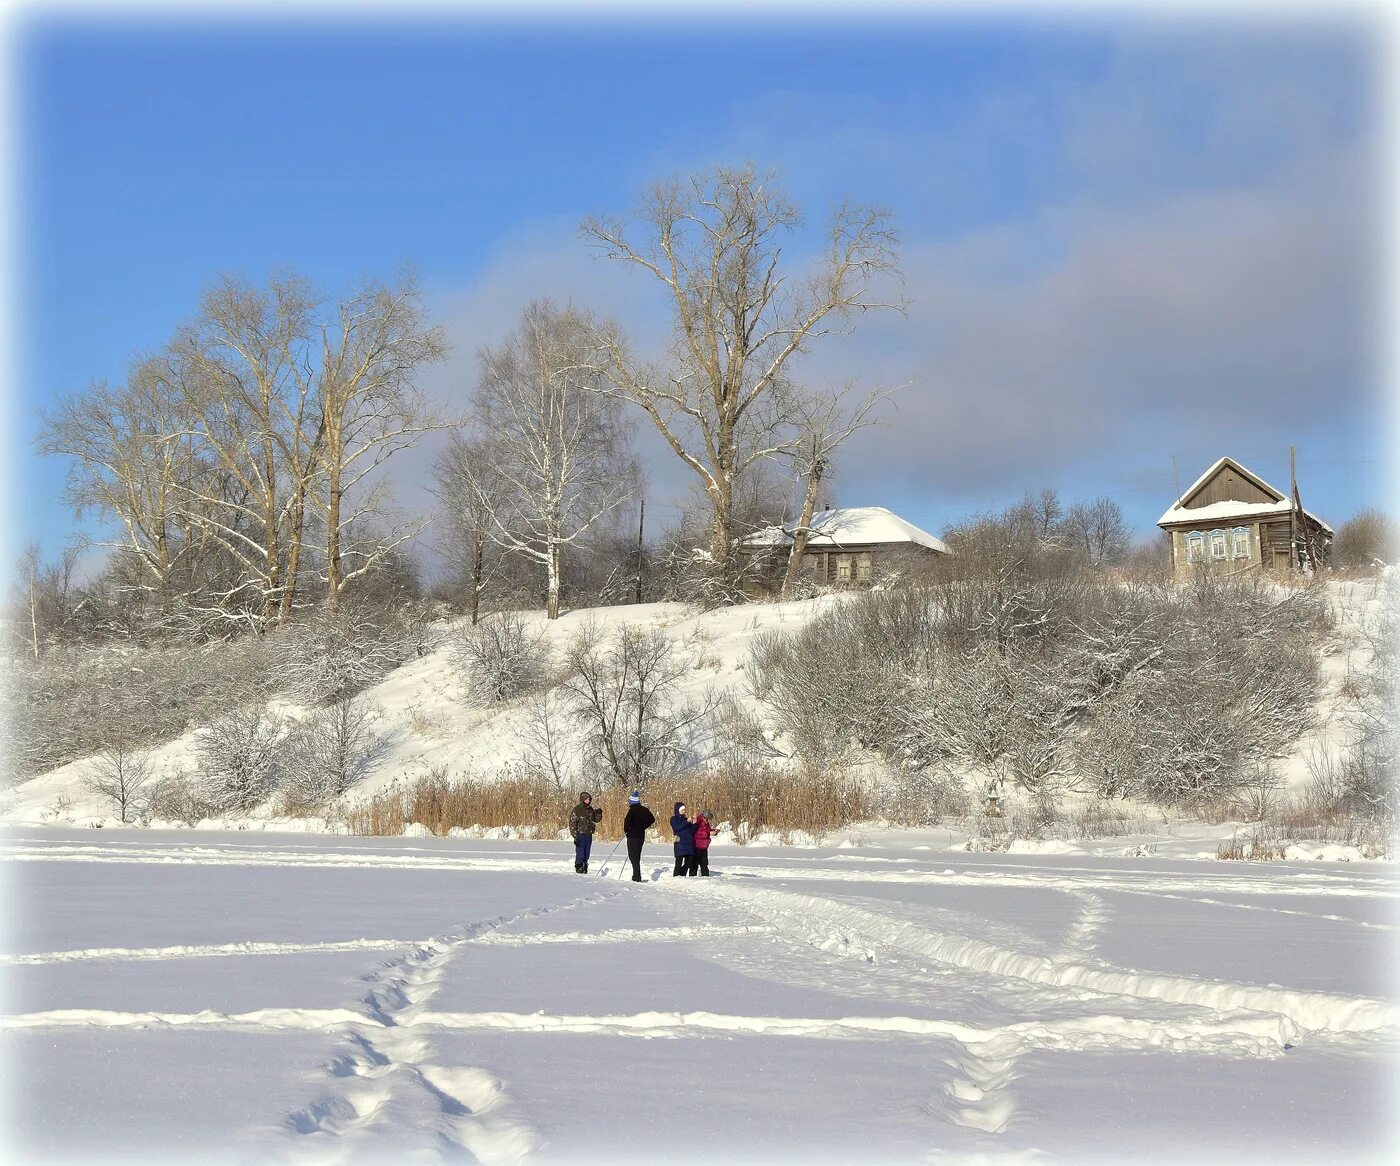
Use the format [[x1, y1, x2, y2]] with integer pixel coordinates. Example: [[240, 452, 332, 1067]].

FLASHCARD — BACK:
[[1063, 498, 1131, 567], [283, 697, 387, 805], [82, 743, 155, 823], [459, 300, 637, 619], [11, 542, 83, 660], [165, 273, 325, 624], [520, 690, 573, 791], [39, 363, 206, 612], [778, 384, 892, 600], [560, 621, 717, 787], [435, 433, 512, 624], [1333, 509, 1398, 572], [194, 706, 287, 813], [583, 164, 902, 598], [450, 610, 552, 704], [314, 271, 448, 609]]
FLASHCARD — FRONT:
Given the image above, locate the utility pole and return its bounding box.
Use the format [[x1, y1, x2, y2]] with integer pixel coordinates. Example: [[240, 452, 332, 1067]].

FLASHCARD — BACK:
[[634, 498, 645, 605], [1289, 445, 1301, 572], [1170, 454, 1182, 501]]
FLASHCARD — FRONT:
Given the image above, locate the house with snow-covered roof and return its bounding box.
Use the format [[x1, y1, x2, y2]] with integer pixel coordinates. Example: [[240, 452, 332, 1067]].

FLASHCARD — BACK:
[[1157, 457, 1332, 578], [741, 505, 950, 594]]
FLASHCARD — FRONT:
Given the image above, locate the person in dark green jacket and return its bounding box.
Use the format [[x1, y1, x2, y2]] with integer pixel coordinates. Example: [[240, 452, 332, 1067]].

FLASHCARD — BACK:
[[568, 792, 603, 873]]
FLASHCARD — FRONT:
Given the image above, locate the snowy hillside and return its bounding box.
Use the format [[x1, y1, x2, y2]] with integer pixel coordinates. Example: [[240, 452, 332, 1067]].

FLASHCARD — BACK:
[[1, 598, 840, 826], [2, 581, 1390, 863]]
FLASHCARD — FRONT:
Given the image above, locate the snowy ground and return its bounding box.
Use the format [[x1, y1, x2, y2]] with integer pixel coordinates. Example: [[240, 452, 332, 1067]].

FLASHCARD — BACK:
[[3, 827, 1397, 1165]]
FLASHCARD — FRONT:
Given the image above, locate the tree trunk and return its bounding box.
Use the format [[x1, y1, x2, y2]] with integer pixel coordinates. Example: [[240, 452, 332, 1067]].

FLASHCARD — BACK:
[[28, 577, 40, 662], [781, 449, 825, 601], [279, 481, 307, 625], [709, 468, 735, 601], [470, 538, 483, 626], [546, 541, 561, 620], [326, 466, 343, 610]]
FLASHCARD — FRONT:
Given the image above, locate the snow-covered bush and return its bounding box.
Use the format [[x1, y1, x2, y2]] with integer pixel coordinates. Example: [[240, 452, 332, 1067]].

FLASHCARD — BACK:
[[1074, 580, 1326, 807], [451, 610, 552, 704], [271, 606, 414, 706], [194, 706, 288, 813], [282, 698, 388, 807], [1322, 574, 1398, 820], [7, 635, 277, 781], [751, 572, 1330, 811], [147, 772, 221, 826]]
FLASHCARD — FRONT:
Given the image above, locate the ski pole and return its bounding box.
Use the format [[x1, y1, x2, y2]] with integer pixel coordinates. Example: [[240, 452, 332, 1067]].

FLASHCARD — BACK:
[[599, 834, 624, 875]]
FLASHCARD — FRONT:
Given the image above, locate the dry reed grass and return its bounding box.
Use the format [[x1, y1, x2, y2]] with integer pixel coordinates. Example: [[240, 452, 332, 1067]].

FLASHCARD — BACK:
[[341, 763, 876, 843]]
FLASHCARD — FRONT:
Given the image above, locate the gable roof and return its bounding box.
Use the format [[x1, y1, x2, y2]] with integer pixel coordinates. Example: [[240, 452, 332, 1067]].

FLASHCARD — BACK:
[[744, 506, 951, 554], [1157, 456, 1332, 533]]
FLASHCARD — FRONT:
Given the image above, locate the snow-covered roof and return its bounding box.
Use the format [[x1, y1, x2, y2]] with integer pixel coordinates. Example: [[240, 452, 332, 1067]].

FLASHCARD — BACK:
[[743, 506, 951, 554], [1157, 457, 1333, 534]]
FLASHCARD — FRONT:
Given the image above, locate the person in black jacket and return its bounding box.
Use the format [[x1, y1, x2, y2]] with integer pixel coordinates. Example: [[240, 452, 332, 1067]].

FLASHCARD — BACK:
[[622, 790, 656, 882], [568, 792, 603, 873], [670, 801, 696, 877]]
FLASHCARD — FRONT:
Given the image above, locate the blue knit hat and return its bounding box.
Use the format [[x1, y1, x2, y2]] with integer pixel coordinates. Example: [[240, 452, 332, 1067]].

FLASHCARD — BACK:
[[628, 791, 641, 804]]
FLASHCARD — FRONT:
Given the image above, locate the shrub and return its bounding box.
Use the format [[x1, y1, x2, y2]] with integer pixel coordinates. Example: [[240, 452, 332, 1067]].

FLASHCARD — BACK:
[[194, 706, 287, 813], [559, 621, 717, 788], [451, 610, 552, 704], [81, 744, 155, 823], [271, 606, 414, 706], [282, 698, 388, 807]]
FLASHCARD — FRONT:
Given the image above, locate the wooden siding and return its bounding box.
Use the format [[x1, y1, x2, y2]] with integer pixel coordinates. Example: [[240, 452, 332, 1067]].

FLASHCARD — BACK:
[[1168, 515, 1329, 577], [1181, 461, 1281, 509]]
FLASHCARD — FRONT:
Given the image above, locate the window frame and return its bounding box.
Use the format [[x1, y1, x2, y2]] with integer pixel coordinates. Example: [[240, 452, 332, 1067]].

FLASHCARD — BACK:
[[1231, 526, 1251, 560], [1186, 532, 1205, 563], [1209, 529, 1228, 560]]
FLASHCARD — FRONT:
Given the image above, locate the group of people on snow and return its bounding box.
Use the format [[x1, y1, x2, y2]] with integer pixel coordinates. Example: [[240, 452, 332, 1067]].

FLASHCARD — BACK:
[[567, 791, 716, 881]]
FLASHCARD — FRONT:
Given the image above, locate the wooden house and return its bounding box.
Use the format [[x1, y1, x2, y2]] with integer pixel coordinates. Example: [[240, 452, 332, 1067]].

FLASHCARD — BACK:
[[1157, 457, 1332, 578], [741, 506, 951, 594]]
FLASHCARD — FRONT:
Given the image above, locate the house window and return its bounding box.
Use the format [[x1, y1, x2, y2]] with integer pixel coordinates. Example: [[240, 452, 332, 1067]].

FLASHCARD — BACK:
[[836, 555, 852, 582], [1232, 527, 1251, 560], [1209, 530, 1228, 560], [856, 553, 872, 582], [1186, 532, 1204, 563]]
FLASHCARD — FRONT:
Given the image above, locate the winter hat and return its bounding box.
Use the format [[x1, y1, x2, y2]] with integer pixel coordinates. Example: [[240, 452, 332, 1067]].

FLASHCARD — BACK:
[[580, 791, 593, 802], [700, 809, 713, 821], [629, 791, 641, 804]]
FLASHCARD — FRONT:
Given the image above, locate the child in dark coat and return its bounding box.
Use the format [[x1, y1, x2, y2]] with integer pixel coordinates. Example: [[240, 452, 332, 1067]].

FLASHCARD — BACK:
[[670, 802, 696, 877]]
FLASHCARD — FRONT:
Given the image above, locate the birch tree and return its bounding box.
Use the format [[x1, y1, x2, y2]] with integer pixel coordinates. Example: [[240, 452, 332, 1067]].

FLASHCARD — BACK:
[[583, 164, 902, 598], [460, 300, 637, 620], [39, 362, 205, 608], [314, 271, 448, 609], [165, 274, 324, 624], [435, 433, 510, 625]]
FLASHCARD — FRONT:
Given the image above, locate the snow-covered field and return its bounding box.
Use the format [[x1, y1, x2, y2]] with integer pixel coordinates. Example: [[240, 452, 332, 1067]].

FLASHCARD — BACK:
[[3, 827, 1397, 1164]]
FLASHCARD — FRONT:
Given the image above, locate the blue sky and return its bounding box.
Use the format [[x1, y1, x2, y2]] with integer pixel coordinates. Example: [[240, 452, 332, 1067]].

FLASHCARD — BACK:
[[10, 13, 1389, 578]]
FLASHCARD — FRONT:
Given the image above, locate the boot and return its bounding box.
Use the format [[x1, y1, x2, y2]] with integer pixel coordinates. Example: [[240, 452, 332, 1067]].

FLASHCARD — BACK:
[[582, 862, 589, 874], [574, 862, 583, 873]]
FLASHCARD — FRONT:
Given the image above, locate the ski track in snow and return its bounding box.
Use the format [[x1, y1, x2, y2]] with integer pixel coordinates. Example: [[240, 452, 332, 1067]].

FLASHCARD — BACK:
[[1, 938, 428, 966], [5, 832, 1397, 1163], [648, 875, 1400, 1149], [260, 887, 623, 1165]]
